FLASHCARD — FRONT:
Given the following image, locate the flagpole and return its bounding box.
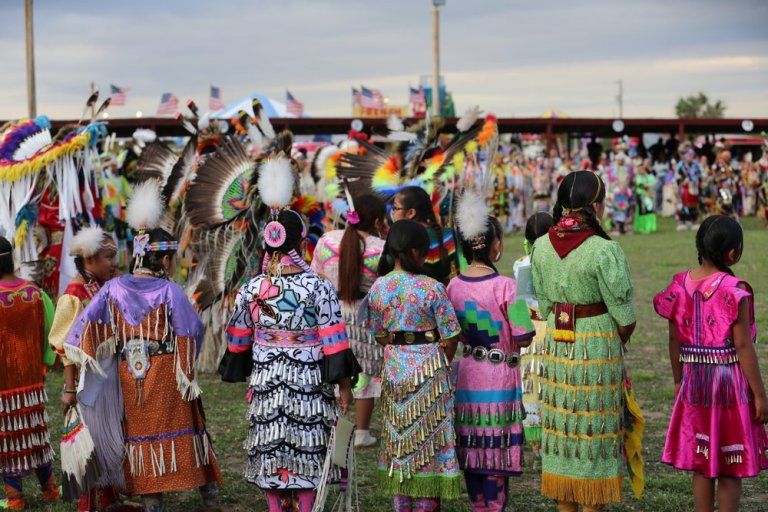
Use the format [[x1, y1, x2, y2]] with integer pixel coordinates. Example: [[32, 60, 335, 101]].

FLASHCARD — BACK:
[[431, 0, 443, 117], [24, 0, 37, 118]]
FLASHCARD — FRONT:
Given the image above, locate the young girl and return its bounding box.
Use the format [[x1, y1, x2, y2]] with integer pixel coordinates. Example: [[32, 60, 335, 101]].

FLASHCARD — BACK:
[[311, 193, 387, 448], [0, 237, 59, 511], [391, 186, 458, 285], [226, 157, 359, 512], [516, 212, 554, 456], [447, 193, 536, 511], [368, 220, 462, 512], [654, 215, 768, 512], [48, 226, 129, 510], [65, 184, 223, 512]]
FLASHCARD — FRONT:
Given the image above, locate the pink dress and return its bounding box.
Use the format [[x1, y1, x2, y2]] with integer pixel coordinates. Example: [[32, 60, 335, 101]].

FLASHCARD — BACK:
[[654, 271, 768, 478]]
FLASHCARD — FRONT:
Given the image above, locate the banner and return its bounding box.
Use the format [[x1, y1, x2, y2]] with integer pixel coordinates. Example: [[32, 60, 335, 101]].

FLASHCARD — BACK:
[[352, 105, 408, 118]]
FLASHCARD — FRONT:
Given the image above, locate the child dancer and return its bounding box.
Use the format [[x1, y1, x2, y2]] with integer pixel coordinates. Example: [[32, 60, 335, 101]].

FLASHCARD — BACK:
[[516, 212, 554, 456], [654, 215, 768, 512], [368, 220, 462, 512], [0, 237, 60, 510], [447, 193, 536, 511]]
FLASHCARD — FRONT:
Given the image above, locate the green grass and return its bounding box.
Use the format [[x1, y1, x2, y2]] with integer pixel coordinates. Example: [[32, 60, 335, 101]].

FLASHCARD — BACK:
[[16, 217, 768, 511]]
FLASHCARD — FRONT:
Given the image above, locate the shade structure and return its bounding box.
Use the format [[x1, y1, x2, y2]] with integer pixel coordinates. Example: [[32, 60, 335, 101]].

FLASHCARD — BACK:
[[212, 93, 295, 119], [540, 108, 568, 119]]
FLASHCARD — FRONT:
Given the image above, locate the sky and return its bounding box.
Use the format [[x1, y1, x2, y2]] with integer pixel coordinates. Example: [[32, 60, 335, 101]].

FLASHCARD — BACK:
[[1, 0, 767, 120]]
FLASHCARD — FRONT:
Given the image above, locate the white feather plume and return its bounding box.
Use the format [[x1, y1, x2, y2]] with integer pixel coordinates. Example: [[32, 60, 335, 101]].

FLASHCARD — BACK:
[[387, 114, 404, 132], [388, 131, 418, 142], [258, 156, 295, 209], [198, 112, 211, 131], [247, 119, 263, 149], [69, 226, 106, 258], [126, 180, 165, 231], [132, 129, 157, 146], [457, 105, 483, 133], [257, 108, 276, 141], [456, 190, 489, 241]]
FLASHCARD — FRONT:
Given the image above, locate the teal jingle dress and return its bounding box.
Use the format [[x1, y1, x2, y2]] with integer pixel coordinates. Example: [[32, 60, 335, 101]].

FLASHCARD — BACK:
[[531, 234, 636, 506]]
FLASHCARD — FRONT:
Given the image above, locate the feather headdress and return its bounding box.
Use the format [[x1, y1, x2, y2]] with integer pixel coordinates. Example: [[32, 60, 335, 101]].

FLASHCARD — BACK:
[[69, 226, 113, 258], [455, 190, 489, 242]]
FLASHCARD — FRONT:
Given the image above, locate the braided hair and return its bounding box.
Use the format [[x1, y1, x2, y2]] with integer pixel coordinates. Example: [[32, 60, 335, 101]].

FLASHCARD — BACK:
[[553, 171, 611, 240], [377, 220, 430, 277], [460, 216, 503, 272], [695, 215, 743, 276], [0, 237, 14, 276]]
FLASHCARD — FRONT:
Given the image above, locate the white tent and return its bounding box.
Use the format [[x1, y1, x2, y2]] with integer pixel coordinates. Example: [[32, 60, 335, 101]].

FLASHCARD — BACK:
[[212, 93, 296, 119]]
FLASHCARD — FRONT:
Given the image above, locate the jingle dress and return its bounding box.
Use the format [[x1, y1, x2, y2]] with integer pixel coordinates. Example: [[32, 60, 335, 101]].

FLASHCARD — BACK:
[[311, 229, 385, 399], [633, 173, 657, 234], [447, 273, 535, 507], [654, 271, 768, 478], [226, 271, 360, 490], [0, 279, 56, 477], [531, 228, 636, 506], [514, 255, 547, 448], [368, 271, 463, 499], [64, 275, 223, 496]]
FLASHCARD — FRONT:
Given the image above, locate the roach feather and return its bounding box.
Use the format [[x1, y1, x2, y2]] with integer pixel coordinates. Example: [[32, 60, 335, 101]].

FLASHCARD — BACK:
[[163, 135, 198, 204]]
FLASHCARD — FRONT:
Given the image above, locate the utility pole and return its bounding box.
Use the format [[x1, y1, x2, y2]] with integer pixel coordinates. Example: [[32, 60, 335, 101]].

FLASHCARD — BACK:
[[432, 0, 444, 117], [616, 80, 623, 118], [25, 0, 37, 118]]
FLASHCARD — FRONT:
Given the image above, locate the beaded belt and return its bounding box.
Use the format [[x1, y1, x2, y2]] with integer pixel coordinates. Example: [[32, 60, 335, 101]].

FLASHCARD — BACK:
[[255, 329, 320, 347], [462, 345, 520, 367], [679, 345, 738, 365]]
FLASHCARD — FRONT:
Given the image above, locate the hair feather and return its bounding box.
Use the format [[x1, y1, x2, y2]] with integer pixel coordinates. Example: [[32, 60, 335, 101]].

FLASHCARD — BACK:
[[456, 190, 488, 240], [126, 180, 165, 231], [258, 156, 295, 208]]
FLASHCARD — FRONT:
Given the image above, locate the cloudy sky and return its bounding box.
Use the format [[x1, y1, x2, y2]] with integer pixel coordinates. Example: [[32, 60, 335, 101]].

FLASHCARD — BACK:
[[1, 0, 766, 120]]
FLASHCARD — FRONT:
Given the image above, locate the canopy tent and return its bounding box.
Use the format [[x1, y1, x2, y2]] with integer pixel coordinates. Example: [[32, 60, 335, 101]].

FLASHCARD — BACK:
[[540, 108, 568, 119], [212, 93, 296, 119]]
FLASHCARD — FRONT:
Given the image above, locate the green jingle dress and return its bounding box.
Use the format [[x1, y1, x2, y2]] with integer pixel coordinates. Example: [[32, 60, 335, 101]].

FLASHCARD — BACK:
[[531, 233, 636, 506]]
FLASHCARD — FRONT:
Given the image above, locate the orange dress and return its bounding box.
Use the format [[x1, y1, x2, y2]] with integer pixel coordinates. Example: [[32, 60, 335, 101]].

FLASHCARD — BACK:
[[0, 279, 56, 476]]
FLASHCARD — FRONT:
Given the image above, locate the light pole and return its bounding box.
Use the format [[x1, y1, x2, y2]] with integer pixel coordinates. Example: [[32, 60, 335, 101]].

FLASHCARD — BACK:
[[25, 0, 37, 118], [616, 80, 623, 119], [432, 0, 444, 117]]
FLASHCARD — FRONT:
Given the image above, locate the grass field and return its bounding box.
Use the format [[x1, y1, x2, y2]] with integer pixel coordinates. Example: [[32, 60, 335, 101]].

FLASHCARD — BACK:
[[16, 217, 768, 511]]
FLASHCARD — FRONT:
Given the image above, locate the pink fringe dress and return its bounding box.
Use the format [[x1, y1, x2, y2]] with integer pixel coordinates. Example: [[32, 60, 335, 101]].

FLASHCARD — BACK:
[[654, 271, 768, 478]]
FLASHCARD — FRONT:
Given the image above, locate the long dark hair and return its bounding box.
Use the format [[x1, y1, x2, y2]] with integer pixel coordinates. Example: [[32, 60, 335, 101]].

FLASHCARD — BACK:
[[525, 212, 554, 244], [338, 194, 386, 304], [460, 216, 503, 272], [131, 228, 177, 276], [0, 237, 14, 276], [553, 171, 610, 240], [695, 215, 743, 276], [397, 186, 445, 259], [377, 220, 429, 277]]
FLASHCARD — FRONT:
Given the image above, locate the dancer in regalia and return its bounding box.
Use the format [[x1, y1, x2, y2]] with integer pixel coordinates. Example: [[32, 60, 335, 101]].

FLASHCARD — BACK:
[[447, 192, 536, 511], [64, 182, 223, 512], [225, 155, 360, 511], [654, 216, 768, 512], [368, 220, 463, 511], [531, 171, 637, 512], [0, 237, 59, 510]]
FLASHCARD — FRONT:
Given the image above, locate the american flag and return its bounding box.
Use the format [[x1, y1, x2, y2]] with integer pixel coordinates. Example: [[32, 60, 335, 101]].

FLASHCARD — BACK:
[[360, 86, 383, 108], [409, 86, 426, 106], [351, 87, 362, 106], [285, 90, 304, 117], [109, 84, 128, 106], [157, 93, 179, 115], [209, 86, 224, 111]]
